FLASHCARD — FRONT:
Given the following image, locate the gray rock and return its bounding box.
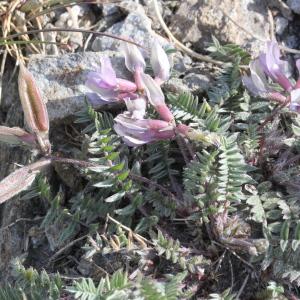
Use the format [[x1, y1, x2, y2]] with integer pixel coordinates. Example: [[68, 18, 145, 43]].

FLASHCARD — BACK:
[[268, 0, 293, 20], [92, 3, 153, 52], [169, 0, 270, 55], [287, 0, 300, 14], [183, 73, 211, 93], [283, 35, 300, 49], [102, 3, 120, 16], [28, 51, 132, 123], [163, 78, 190, 95], [275, 16, 289, 35]]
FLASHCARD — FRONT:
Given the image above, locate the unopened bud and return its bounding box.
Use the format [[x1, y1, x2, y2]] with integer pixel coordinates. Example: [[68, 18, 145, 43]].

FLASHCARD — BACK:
[[18, 64, 51, 154]]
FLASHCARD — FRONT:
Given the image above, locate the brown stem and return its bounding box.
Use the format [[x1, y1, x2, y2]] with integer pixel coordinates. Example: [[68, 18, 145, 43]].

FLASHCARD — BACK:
[[3, 28, 145, 49]]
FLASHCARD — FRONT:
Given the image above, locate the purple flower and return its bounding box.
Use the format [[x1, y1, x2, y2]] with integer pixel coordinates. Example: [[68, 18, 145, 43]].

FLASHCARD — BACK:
[[114, 114, 176, 147], [259, 41, 292, 91], [140, 73, 174, 122], [242, 41, 297, 107], [86, 57, 137, 102], [150, 39, 170, 84]]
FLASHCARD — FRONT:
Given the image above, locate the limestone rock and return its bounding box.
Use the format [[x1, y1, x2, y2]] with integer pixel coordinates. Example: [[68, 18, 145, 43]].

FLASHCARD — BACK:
[[287, 0, 300, 14], [169, 0, 270, 55]]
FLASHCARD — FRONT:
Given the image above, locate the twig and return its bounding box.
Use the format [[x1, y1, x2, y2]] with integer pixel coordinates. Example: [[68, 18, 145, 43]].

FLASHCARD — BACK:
[[152, 0, 223, 66], [175, 135, 190, 164], [129, 173, 178, 202], [236, 274, 249, 299], [47, 234, 88, 267], [229, 257, 234, 291], [3, 28, 145, 49], [267, 8, 275, 41], [106, 214, 152, 246], [0, 216, 44, 232], [213, 240, 255, 270]]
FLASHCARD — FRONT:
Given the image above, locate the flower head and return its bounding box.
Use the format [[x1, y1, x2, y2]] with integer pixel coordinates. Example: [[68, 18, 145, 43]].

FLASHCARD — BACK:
[[114, 114, 175, 147], [242, 41, 298, 109]]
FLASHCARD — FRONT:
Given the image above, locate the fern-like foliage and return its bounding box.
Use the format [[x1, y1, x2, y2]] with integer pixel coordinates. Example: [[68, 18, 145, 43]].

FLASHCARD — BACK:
[[145, 141, 178, 181], [67, 269, 192, 300], [67, 269, 129, 300], [206, 36, 251, 65], [167, 92, 231, 133], [207, 60, 241, 107], [217, 134, 252, 203], [150, 230, 210, 274]]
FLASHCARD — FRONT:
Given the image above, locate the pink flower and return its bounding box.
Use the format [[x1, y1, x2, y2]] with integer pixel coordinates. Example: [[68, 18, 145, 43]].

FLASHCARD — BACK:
[[114, 114, 176, 147], [150, 39, 170, 84], [242, 41, 300, 110], [140, 73, 174, 122], [86, 57, 137, 103]]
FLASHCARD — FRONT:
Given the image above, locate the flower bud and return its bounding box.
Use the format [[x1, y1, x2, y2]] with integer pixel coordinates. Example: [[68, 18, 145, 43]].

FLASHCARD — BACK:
[[18, 63, 51, 154]]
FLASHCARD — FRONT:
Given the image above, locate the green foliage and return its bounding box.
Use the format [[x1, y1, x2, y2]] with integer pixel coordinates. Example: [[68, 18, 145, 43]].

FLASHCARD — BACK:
[[151, 230, 209, 274], [0, 260, 63, 300], [168, 92, 231, 133], [207, 60, 241, 107], [67, 269, 129, 300], [217, 134, 252, 203], [67, 270, 192, 300], [145, 141, 178, 181], [206, 36, 251, 65]]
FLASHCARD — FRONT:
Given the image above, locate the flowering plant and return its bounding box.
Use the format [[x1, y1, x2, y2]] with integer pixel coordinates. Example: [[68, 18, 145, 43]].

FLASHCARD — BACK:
[[242, 41, 300, 112]]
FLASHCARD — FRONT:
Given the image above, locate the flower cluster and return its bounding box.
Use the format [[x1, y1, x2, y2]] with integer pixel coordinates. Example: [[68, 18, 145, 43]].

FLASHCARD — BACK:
[[85, 38, 183, 147], [242, 40, 300, 112]]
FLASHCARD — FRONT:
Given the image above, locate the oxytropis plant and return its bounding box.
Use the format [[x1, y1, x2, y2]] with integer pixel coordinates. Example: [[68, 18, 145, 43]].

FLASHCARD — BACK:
[[85, 39, 219, 147], [0, 39, 218, 204]]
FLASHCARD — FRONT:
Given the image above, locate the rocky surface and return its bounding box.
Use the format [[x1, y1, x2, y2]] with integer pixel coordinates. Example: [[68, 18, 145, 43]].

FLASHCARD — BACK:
[[169, 0, 270, 55], [92, 2, 153, 51], [287, 0, 300, 14], [28, 51, 132, 123]]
